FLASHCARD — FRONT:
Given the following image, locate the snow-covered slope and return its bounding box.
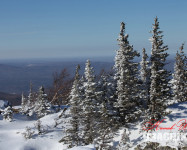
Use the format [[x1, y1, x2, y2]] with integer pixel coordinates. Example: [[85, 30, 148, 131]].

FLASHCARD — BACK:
[[0, 112, 64, 150], [1, 102, 187, 150]]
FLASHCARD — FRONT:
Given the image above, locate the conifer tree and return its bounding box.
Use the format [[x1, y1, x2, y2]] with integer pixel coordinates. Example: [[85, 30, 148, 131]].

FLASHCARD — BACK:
[[81, 60, 98, 145], [60, 65, 82, 148], [28, 82, 34, 106], [172, 44, 187, 102], [94, 101, 114, 150], [114, 22, 140, 123], [76, 75, 85, 102], [149, 17, 171, 122], [94, 74, 117, 150], [21, 93, 26, 107], [2, 106, 13, 121], [21, 93, 27, 114], [25, 82, 35, 116], [35, 86, 50, 118], [98, 74, 117, 117], [139, 48, 150, 108]]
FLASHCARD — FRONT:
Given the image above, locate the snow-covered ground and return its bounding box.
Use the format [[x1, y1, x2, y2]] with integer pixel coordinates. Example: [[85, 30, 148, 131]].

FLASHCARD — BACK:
[[0, 112, 64, 150], [0, 109, 95, 150], [1, 102, 187, 150], [128, 102, 187, 149]]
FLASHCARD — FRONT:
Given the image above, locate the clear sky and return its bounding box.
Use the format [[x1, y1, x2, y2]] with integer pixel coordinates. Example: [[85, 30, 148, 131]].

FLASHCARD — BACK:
[[0, 0, 186, 59]]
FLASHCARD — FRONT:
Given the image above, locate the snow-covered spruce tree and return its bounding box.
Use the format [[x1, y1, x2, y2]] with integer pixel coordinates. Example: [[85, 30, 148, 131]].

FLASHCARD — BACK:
[[97, 73, 116, 116], [101, 72, 118, 117], [60, 65, 82, 148], [28, 82, 34, 106], [149, 17, 171, 122], [2, 106, 13, 121], [94, 74, 118, 150], [20, 93, 27, 114], [25, 82, 36, 116], [139, 48, 150, 109], [172, 44, 187, 102], [114, 22, 140, 124], [81, 60, 99, 145], [94, 101, 114, 150], [35, 86, 51, 118]]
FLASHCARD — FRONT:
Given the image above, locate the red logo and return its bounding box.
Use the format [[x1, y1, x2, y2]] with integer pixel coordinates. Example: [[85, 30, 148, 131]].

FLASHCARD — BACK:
[[142, 119, 187, 131]]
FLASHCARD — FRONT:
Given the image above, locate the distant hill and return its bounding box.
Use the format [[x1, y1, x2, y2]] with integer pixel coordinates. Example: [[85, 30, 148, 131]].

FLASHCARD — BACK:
[[0, 92, 21, 106], [0, 56, 175, 105], [0, 60, 114, 94]]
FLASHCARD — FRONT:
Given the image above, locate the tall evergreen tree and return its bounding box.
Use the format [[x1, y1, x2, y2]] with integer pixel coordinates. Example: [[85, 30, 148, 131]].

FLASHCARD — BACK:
[[149, 17, 171, 122], [81, 60, 98, 145], [60, 65, 82, 148], [172, 44, 187, 102], [94, 74, 117, 150], [114, 22, 140, 124], [139, 48, 150, 108], [94, 102, 114, 149]]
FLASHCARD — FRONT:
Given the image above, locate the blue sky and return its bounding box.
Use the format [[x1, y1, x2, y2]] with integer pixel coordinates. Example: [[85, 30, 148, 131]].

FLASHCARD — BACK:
[[0, 0, 186, 59]]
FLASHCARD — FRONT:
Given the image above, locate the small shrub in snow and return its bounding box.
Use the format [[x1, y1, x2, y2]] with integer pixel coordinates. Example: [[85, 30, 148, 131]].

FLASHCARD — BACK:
[[34, 119, 45, 135], [2, 106, 13, 121], [22, 126, 35, 139], [116, 129, 131, 150]]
